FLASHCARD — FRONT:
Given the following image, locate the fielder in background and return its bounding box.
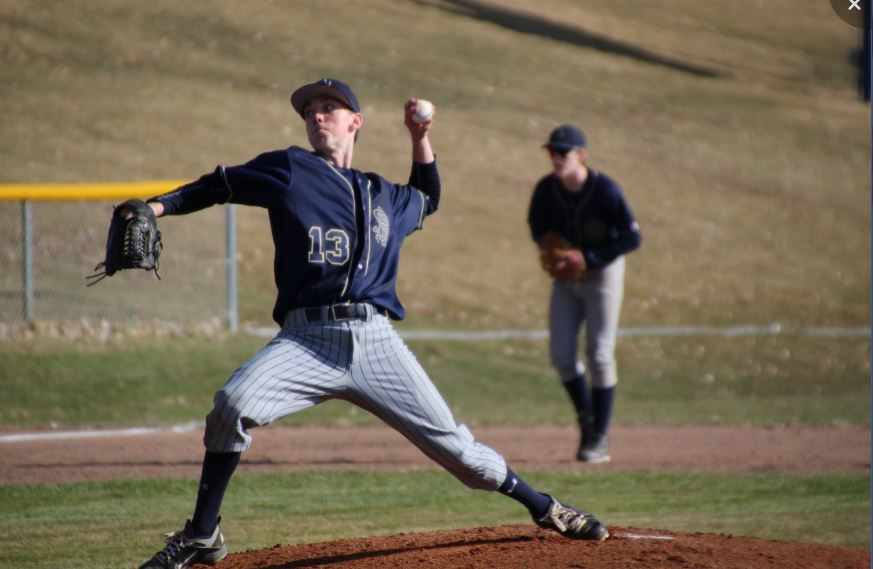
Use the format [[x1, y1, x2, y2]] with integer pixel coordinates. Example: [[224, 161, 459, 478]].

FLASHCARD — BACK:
[[134, 79, 608, 569], [527, 124, 641, 464]]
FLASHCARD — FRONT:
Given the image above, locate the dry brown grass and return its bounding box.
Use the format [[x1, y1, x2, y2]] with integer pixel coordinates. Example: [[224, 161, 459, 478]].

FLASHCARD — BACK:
[[1, 0, 868, 329]]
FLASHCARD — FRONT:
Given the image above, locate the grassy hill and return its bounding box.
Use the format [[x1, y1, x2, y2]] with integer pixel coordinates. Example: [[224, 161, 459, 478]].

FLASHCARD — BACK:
[[1, 0, 869, 330]]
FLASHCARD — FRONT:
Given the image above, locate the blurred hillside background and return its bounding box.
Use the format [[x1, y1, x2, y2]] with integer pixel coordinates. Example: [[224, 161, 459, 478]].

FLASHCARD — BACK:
[[1, 0, 869, 332]]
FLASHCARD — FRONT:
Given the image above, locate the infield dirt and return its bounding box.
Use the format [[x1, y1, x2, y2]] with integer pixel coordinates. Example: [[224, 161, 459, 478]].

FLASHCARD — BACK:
[[0, 424, 867, 484]]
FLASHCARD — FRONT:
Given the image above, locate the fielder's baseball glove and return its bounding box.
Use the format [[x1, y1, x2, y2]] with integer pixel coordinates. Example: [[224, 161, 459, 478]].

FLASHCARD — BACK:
[[538, 231, 586, 280], [86, 199, 162, 286]]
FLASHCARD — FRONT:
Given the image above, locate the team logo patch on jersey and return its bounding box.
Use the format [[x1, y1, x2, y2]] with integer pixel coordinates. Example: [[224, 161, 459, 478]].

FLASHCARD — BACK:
[[373, 207, 390, 247]]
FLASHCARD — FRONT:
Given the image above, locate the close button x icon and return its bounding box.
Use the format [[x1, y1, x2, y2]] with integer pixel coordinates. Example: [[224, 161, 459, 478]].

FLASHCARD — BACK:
[[849, 0, 861, 10]]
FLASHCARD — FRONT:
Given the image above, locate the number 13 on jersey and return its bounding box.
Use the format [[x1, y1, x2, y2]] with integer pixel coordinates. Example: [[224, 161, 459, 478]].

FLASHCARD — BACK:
[[308, 226, 351, 266]]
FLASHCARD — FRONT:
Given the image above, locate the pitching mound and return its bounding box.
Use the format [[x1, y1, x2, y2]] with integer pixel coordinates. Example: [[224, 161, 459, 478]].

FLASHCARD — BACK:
[[212, 524, 869, 569]]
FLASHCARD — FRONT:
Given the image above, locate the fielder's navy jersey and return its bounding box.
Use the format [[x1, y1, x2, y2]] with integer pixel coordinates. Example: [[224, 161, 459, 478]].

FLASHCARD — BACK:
[[527, 169, 641, 270], [153, 146, 439, 324]]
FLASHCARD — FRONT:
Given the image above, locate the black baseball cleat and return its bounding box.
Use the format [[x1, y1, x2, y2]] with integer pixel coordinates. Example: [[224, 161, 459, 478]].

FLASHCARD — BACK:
[[138, 518, 227, 569], [534, 496, 609, 541], [577, 434, 611, 464]]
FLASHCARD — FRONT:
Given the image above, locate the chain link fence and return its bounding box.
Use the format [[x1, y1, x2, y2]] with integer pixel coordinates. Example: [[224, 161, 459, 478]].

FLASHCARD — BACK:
[[0, 199, 233, 334]]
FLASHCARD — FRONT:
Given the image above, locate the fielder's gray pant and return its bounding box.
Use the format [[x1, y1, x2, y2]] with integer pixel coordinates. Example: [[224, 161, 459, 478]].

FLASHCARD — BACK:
[[549, 257, 625, 388], [204, 304, 508, 491]]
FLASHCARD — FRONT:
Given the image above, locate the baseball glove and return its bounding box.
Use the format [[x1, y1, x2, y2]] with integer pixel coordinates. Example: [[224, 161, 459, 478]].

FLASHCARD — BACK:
[[86, 199, 162, 286], [538, 231, 586, 280]]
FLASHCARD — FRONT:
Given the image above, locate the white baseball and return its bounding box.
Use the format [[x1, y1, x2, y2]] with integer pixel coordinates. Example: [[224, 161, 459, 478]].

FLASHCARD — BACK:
[[412, 99, 434, 123]]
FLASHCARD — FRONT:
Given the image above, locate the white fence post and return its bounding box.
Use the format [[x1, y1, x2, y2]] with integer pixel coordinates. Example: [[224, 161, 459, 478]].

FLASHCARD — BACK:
[[22, 201, 33, 321]]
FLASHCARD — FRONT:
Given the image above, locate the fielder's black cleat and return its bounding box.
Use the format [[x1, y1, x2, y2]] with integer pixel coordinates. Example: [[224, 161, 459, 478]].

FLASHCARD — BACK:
[[577, 434, 611, 463]]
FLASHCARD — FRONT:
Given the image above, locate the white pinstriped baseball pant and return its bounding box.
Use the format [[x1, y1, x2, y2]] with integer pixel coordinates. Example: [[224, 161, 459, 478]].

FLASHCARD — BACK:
[[204, 304, 508, 491], [549, 256, 625, 388]]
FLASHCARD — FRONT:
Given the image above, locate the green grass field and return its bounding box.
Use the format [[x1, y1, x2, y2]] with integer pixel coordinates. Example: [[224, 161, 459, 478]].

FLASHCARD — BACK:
[[0, 1, 869, 568], [0, 334, 869, 429], [0, 471, 868, 568], [0, 331, 868, 568]]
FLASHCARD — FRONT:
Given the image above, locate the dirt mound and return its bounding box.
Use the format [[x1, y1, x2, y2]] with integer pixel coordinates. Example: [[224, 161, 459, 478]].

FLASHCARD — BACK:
[[211, 524, 870, 569]]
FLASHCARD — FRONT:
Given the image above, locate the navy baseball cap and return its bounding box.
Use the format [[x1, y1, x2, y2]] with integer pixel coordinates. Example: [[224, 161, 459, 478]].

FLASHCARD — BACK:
[[544, 124, 586, 151], [290, 78, 361, 117]]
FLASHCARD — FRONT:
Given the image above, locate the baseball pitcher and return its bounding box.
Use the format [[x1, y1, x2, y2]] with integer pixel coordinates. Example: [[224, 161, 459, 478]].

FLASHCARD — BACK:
[[112, 81, 610, 569]]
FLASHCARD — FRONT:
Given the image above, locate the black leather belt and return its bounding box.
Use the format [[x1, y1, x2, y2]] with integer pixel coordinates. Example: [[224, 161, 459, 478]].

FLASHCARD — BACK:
[[303, 303, 388, 322]]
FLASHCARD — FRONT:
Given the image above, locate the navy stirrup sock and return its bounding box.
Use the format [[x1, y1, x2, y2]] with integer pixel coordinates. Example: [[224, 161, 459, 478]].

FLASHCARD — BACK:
[[191, 451, 241, 537], [591, 387, 615, 436], [498, 468, 552, 519], [561, 374, 592, 429]]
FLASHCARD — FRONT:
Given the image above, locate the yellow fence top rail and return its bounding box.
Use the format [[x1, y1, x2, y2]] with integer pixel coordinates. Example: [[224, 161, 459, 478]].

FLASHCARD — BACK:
[[0, 181, 185, 201]]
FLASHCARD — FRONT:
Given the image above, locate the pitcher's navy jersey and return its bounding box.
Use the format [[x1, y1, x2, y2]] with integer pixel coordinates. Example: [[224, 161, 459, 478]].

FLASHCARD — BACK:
[[153, 146, 439, 323]]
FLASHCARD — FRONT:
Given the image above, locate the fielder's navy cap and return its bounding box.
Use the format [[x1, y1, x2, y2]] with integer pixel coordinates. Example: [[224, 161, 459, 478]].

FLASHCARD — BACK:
[[544, 124, 586, 151], [290, 78, 361, 117]]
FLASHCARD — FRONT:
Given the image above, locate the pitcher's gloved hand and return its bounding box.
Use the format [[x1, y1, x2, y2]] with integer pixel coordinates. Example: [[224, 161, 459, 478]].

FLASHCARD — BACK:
[[87, 199, 162, 286]]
